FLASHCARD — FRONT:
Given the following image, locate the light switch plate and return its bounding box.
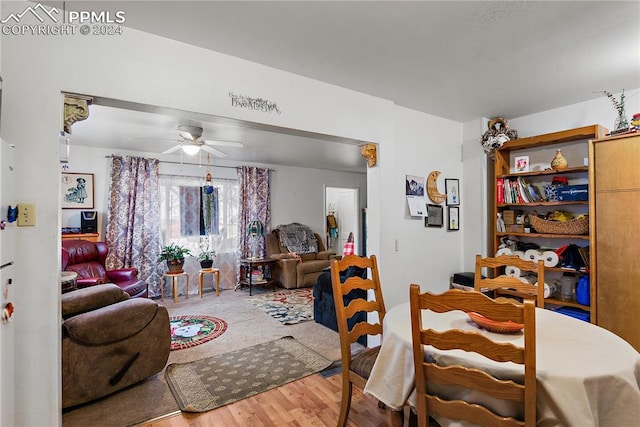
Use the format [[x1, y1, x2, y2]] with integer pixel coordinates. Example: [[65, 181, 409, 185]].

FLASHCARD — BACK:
[[17, 203, 35, 226]]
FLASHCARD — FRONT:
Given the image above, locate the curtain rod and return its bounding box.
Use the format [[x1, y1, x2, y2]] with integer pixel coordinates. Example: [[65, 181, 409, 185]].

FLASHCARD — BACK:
[[104, 155, 274, 171]]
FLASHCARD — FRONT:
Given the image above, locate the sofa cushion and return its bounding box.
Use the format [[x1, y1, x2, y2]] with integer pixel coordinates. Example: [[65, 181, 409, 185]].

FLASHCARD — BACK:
[[61, 284, 129, 319], [297, 259, 331, 275], [63, 298, 159, 345]]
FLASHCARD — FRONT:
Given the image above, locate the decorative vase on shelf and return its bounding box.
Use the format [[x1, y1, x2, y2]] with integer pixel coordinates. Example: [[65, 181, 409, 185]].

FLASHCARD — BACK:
[[550, 149, 568, 170]]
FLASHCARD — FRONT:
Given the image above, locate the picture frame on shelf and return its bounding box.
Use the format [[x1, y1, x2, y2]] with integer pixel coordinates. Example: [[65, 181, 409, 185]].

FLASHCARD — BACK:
[[61, 172, 94, 209], [448, 206, 460, 231], [444, 179, 460, 206], [515, 155, 530, 173], [425, 204, 444, 227]]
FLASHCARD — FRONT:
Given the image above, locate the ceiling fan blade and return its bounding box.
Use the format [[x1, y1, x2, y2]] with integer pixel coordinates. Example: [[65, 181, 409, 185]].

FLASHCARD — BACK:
[[202, 139, 244, 148], [162, 145, 182, 154], [201, 145, 227, 157]]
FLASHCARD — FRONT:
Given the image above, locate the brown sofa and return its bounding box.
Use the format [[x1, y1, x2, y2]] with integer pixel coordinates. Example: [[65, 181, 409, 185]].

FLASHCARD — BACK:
[[266, 227, 339, 289], [61, 284, 170, 409]]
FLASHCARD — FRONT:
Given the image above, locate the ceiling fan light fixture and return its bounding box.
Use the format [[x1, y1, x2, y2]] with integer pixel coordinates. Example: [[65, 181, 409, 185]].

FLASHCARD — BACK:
[[182, 144, 200, 155]]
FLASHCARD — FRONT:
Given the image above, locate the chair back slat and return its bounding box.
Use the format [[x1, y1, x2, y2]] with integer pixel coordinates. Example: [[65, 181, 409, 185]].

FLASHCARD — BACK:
[[426, 395, 525, 427], [475, 254, 545, 307], [410, 285, 536, 427], [422, 329, 525, 364]]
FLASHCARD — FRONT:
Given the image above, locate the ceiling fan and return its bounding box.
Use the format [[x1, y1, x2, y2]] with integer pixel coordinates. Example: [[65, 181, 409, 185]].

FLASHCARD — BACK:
[[156, 125, 244, 157]]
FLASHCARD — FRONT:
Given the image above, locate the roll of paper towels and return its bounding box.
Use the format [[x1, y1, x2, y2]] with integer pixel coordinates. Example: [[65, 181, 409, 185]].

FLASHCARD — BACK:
[[495, 248, 512, 257], [541, 251, 559, 267], [505, 266, 521, 277], [513, 251, 525, 260], [524, 249, 541, 262], [535, 281, 554, 298]]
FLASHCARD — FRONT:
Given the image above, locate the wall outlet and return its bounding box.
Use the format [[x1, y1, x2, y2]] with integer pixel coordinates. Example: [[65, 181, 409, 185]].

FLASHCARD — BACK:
[[17, 204, 36, 227]]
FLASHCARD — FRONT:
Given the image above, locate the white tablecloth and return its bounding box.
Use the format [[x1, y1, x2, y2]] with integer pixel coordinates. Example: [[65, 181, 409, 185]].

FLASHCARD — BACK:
[[364, 303, 640, 427]]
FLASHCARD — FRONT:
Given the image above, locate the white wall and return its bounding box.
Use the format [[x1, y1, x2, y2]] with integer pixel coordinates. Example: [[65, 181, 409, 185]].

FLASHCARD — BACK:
[[379, 106, 464, 309]]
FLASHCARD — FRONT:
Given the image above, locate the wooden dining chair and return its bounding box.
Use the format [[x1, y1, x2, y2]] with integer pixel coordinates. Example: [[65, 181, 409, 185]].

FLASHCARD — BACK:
[[331, 254, 404, 427], [409, 285, 536, 427], [475, 254, 546, 307]]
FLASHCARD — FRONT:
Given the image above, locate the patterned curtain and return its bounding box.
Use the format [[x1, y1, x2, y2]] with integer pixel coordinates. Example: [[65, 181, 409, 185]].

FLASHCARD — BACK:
[[179, 186, 201, 236], [237, 166, 271, 264], [105, 156, 161, 296]]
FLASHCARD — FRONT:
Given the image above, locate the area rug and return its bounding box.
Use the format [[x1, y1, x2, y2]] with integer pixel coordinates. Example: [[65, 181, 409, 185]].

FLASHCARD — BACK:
[[170, 315, 228, 351], [245, 287, 313, 324], [165, 336, 332, 412]]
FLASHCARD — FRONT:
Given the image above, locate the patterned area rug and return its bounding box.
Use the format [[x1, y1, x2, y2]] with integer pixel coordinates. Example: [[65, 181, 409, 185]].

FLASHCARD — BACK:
[[165, 336, 332, 412], [245, 287, 313, 325], [170, 315, 228, 351]]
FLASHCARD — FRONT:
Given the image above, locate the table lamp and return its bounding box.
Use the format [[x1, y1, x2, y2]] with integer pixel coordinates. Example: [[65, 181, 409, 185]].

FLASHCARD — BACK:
[[247, 220, 265, 259]]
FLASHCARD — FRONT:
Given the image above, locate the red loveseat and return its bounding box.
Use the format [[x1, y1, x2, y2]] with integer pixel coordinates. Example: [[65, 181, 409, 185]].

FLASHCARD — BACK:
[[61, 240, 148, 298]]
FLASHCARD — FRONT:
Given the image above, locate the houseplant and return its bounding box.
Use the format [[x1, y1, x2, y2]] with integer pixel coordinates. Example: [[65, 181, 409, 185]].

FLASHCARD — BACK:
[[158, 243, 192, 273], [197, 249, 216, 269]]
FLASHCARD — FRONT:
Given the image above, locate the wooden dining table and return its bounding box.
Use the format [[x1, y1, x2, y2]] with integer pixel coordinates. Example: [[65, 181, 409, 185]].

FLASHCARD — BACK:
[[364, 302, 640, 427]]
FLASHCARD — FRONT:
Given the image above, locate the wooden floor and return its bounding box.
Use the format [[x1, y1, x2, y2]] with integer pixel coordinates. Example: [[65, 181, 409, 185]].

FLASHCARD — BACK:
[[137, 372, 402, 427]]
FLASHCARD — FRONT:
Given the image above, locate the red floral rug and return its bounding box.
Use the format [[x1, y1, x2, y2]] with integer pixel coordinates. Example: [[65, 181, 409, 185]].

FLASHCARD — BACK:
[[169, 315, 228, 351]]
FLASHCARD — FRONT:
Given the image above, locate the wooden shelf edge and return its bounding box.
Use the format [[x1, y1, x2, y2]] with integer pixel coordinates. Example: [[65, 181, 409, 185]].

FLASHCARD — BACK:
[[499, 125, 607, 151], [545, 298, 591, 311], [498, 166, 589, 178], [498, 201, 589, 207], [496, 232, 589, 239]]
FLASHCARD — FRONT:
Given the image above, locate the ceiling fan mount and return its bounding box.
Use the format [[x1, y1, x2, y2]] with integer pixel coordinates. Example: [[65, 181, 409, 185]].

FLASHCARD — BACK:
[[177, 125, 204, 142]]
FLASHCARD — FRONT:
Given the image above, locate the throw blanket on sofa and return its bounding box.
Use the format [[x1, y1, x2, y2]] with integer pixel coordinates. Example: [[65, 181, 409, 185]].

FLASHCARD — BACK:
[[276, 223, 318, 254]]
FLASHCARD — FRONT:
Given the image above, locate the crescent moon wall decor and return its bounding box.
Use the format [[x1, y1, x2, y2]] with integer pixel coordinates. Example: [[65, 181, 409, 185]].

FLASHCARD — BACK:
[[426, 171, 447, 204]]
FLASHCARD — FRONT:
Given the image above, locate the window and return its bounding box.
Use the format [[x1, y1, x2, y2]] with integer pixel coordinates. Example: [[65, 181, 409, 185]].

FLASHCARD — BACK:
[[159, 175, 238, 255]]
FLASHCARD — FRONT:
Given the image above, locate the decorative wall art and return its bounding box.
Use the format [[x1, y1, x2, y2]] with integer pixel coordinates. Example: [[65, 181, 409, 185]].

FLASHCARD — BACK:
[[444, 179, 460, 206], [229, 92, 281, 114], [406, 174, 426, 217], [426, 171, 447, 204], [61, 172, 94, 209], [425, 204, 444, 227], [448, 206, 460, 231]]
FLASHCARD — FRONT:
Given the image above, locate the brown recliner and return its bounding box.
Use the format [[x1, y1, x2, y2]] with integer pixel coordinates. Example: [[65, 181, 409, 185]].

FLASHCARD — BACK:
[[62, 240, 148, 298], [61, 284, 170, 409], [265, 227, 339, 289]]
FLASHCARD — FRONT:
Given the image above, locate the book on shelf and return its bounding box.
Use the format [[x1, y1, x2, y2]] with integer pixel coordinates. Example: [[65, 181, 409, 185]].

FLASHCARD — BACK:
[[497, 178, 504, 204]]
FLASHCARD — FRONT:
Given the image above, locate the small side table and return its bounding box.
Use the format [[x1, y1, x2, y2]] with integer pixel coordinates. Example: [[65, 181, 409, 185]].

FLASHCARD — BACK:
[[198, 268, 220, 297], [61, 271, 78, 294], [237, 258, 276, 296], [161, 271, 189, 303]]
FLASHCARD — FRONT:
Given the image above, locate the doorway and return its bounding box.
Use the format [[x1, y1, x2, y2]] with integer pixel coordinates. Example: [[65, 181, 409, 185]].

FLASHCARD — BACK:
[[325, 187, 359, 257]]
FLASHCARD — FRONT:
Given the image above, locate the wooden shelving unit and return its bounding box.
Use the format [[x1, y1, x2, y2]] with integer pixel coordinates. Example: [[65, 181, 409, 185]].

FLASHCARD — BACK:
[[491, 124, 608, 323]]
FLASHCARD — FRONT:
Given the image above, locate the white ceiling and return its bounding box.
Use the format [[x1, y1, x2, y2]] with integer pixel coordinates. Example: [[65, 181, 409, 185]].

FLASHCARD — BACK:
[[63, 1, 640, 172]]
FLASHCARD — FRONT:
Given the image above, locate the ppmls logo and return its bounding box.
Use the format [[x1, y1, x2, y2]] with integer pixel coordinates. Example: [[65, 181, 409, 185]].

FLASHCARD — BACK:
[[1, 3, 125, 36], [1, 3, 60, 24]]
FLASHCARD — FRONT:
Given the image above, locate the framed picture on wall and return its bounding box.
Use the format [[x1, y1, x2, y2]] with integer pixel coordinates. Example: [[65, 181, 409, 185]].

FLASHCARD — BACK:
[[61, 172, 94, 209], [448, 206, 460, 231], [425, 204, 444, 227], [445, 179, 460, 206]]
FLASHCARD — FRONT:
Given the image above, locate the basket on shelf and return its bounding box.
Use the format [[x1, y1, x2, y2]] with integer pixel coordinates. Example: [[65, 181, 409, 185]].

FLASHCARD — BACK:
[[530, 214, 589, 235]]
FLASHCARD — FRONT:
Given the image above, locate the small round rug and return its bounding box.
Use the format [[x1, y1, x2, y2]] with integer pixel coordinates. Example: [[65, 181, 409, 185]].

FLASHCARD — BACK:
[[169, 315, 227, 351]]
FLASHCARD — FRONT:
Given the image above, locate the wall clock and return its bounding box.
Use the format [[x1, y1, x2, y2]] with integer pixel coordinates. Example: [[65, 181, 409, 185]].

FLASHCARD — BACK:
[[426, 171, 446, 204]]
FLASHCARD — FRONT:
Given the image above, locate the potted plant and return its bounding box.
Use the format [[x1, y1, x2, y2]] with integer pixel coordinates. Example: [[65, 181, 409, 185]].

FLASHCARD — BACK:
[[158, 243, 192, 273], [197, 249, 216, 269]]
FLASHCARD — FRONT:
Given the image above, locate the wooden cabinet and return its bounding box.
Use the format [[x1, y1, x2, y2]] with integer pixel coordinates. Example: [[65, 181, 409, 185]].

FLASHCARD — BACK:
[[589, 132, 640, 350], [492, 125, 608, 322], [61, 233, 100, 243]]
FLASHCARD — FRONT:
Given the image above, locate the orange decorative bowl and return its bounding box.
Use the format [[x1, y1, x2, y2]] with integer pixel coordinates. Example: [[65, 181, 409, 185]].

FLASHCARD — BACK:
[[467, 312, 524, 334]]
